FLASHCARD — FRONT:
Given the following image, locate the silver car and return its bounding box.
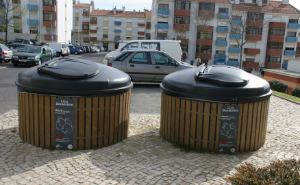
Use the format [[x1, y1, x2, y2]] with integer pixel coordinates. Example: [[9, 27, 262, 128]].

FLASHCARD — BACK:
[[108, 50, 194, 82], [0, 44, 13, 63]]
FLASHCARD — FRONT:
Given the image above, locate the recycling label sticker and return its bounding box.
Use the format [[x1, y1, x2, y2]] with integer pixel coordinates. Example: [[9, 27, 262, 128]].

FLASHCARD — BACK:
[[218, 105, 240, 153], [54, 98, 75, 150]]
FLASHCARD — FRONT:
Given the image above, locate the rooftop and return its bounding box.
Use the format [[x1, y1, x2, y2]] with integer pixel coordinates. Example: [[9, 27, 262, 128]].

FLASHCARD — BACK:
[[194, 0, 231, 4], [145, 10, 151, 20], [90, 10, 147, 18], [73, 3, 92, 7]]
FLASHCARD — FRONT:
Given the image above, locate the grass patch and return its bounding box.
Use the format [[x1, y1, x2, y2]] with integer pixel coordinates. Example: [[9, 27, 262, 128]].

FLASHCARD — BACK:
[[273, 91, 300, 103]]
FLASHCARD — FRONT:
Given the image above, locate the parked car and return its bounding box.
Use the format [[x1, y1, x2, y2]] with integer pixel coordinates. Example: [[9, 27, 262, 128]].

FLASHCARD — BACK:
[[0, 44, 13, 63], [6, 43, 28, 53], [90, 47, 95, 53], [12, 45, 53, 66], [80, 46, 86, 53], [45, 43, 68, 57], [107, 50, 194, 82], [8, 39, 33, 45], [68, 45, 82, 55], [103, 40, 182, 65], [101, 47, 105, 51], [94, 47, 100, 52], [52, 49, 57, 57]]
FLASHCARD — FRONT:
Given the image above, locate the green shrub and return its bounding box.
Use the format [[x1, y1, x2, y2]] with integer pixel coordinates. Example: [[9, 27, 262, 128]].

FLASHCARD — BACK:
[[292, 87, 300, 98], [224, 159, 300, 185], [269, 80, 288, 93]]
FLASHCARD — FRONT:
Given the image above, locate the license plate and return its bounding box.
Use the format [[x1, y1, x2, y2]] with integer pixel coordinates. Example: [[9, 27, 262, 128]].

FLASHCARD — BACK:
[[19, 59, 27, 62]]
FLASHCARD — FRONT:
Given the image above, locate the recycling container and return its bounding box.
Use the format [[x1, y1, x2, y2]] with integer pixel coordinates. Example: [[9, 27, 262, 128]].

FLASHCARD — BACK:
[[16, 58, 133, 150], [160, 64, 272, 153]]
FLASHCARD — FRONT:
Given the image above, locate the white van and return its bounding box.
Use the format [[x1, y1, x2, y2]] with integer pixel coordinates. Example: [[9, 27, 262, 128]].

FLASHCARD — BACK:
[[103, 40, 182, 65], [46, 43, 68, 57]]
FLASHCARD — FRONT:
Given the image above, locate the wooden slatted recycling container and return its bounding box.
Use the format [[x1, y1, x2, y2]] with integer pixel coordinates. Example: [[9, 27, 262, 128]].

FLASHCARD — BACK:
[[16, 58, 133, 150], [160, 64, 272, 153]]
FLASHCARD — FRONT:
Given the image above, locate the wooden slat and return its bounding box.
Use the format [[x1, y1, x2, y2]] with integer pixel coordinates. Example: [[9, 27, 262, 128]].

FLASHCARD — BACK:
[[261, 100, 269, 146], [160, 94, 164, 136], [245, 103, 253, 152], [190, 101, 197, 148], [184, 100, 191, 147], [174, 98, 180, 143], [78, 98, 85, 150], [258, 101, 266, 147], [85, 98, 92, 149], [122, 93, 127, 140], [44, 96, 51, 148], [163, 95, 168, 139], [263, 99, 270, 144], [98, 97, 105, 147], [126, 91, 131, 137], [215, 104, 222, 151], [202, 103, 210, 149], [179, 99, 185, 145], [118, 95, 123, 142], [73, 98, 78, 150], [114, 95, 120, 144], [38, 95, 44, 147], [18, 93, 23, 140], [250, 102, 258, 151], [170, 97, 176, 143], [104, 97, 110, 147], [239, 103, 249, 152], [196, 102, 204, 148], [28, 94, 34, 145], [167, 96, 172, 141], [236, 103, 243, 152], [25, 93, 30, 144], [33, 94, 39, 146], [109, 96, 115, 145], [92, 97, 98, 148], [50, 97, 55, 147], [254, 101, 262, 150], [209, 103, 217, 152], [22, 93, 26, 142]]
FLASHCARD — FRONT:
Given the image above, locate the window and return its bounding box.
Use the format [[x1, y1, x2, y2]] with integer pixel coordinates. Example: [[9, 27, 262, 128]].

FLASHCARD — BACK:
[[267, 42, 283, 49], [75, 17, 79, 21], [229, 58, 238, 61], [43, 11, 56, 21], [219, 8, 229, 13], [247, 12, 264, 21], [287, 32, 296, 37], [82, 24, 89, 30], [283, 60, 288, 64], [246, 58, 255, 62], [115, 52, 133, 61], [230, 45, 239, 48], [252, 0, 257, 3], [122, 42, 138, 50], [297, 48, 300, 54], [289, 19, 298, 23], [146, 22, 151, 27], [130, 52, 152, 64], [216, 37, 226, 41], [12, 0, 20, 3], [285, 47, 294, 51], [153, 53, 176, 65], [231, 28, 241, 34], [197, 32, 213, 40], [246, 26, 262, 35], [115, 35, 121, 39], [216, 50, 225, 55], [181, 44, 188, 52], [43, 0, 55, 6], [157, 32, 168, 39], [103, 34, 108, 38], [30, 27, 38, 34], [268, 28, 285, 36], [232, 15, 241, 20], [266, 55, 281, 63], [196, 46, 211, 54], [175, 1, 190, 10], [90, 17, 97, 21], [239, 0, 245, 2], [115, 43, 118, 50], [141, 42, 160, 50], [83, 9, 89, 13], [158, 4, 169, 9], [138, 37, 145, 40], [262, 0, 268, 4], [13, 15, 21, 19], [199, 3, 215, 12], [174, 16, 190, 24], [14, 28, 22, 33]]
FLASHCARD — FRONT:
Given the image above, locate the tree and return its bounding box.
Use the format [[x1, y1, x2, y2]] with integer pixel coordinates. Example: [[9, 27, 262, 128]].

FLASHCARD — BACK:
[[228, 3, 275, 69], [0, 0, 27, 44]]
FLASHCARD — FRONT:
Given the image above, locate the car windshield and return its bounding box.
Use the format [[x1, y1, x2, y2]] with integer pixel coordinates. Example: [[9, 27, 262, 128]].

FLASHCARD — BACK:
[[20, 46, 41, 53], [62, 44, 66, 48], [1, 45, 10, 51]]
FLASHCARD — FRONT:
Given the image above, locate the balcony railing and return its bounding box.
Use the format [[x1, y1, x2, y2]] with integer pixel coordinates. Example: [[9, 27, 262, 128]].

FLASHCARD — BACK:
[[0, 2, 5, 8], [27, 4, 38, 11], [157, 9, 170, 16], [286, 37, 298, 42], [27, 19, 39, 26], [114, 21, 121, 25], [0, 18, 6, 24], [216, 27, 229, 32], [156, 37, 163, 40], [114, 38, 121, 41], [227, 61, 239, 67], [228, 47, 241, 53], [287, 23, 300, 29], [231, 20, 243, 26], [217, 13, 230, 19], [157, 23, 169, 29], [282, 63, 288, 69], [230, 33, 242, 39], [214, 61, 226, 65], [215, 40, 228, 46], [214, 54, 227, 61], [284, 50, 296, 55], [114, 29, 121, 33]]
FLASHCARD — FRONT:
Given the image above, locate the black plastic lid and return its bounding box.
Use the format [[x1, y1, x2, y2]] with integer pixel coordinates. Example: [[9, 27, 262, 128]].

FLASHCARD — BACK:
[[16, 58, 133, 96], [160, 64, 272, 103]]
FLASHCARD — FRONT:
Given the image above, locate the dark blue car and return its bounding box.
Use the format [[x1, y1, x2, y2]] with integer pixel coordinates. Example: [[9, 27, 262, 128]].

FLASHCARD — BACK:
[[68, 45, 82, 55]]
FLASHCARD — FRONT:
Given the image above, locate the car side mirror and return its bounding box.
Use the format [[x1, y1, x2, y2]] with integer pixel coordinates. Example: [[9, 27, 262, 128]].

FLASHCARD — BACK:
[[175, 62, 179, 66]]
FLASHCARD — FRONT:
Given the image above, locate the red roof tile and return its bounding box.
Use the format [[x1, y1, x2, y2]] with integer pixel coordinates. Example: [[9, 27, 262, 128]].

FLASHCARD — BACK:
[[145, 10, 151, 20], [91, 10, 146, 18], [233, 1, 300, 14], [73, 3, 92, 7], [193, 0, 231, 4]]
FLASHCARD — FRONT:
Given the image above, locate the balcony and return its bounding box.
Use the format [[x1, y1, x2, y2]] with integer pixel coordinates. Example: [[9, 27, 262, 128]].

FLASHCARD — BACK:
[[82, 12, 89, 16], [269, 22, 286, 28], [244, 48, 260, 54], [27, 4, 38, 11], [228, 47, 241, 53], [214, 54, 226, 61], [82, 22, 89, 25], [197, 40, 213, 46], [284, 50, 296, 55], [157, 23, 169, 29], [114, 38, 121, 41], [198, 11, 214, 18], [227, 61, 239, 67], [43, 21, 56, 27], [114, 21, 122, 25], [173, 24, 189, 31], [247, 20, 263, 27], [287, 23, 300, 29], [90, 21, 97, 24], [138, 23, 145, 27], [174, 9, 190, 16], [298, 42, 300, 47], [245, 34, 262, 41], [146, 26, 151, 29], [217, 13, 230, 19], [214, 61, 226, 65], [83, 37, 89, 41], [0, 2, 5, 8], [282, 63, 288, 69], [195, 54, 212, 60], [286, 37, 298, 42], [265, 63, 281, 69], [45, 35, 57, 41], [266, 49, 283, 55], [243, 62, 259, 68], [268, 35, 284, 42], [90, 37, 97, 41], [215, 40, 228, 46], [230, 33, 242, 39], [90, 30, 97, 33], [138, 32, 145, 35], [114, 29, 121, 33], [27, 19, 39, 26], [156, 37, 163, 40], [231, 20, 243, 26], [197, 25, 214, 32], [43, 6, 56, 12], [82, 30, 89, 33], [0, 18, 5, 24], [157, 9, 170, 16], [216, 27, 229, 32]]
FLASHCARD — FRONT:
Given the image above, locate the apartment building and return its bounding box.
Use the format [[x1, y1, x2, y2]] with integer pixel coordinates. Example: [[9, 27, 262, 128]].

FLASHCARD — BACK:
[[0, 0, 73, 44], [151, 0, 300, 69], [72, 1, 151, 51]]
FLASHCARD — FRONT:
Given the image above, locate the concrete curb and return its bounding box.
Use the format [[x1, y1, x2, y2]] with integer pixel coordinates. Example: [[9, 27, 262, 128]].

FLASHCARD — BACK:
[[272, 94, 300, 105]]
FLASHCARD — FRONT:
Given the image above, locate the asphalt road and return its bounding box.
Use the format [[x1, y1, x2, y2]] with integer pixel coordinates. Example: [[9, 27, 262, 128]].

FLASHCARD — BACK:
[[0, 52, 161, 115]]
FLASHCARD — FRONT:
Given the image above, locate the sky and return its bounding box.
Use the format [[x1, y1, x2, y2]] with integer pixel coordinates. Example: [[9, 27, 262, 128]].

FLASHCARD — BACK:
[[78, 0, 300, 12]]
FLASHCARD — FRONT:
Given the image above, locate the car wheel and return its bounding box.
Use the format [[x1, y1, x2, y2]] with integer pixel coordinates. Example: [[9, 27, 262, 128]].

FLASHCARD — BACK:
[[57, 53, 60, 57], [4, 60, 10, 63], [51, 57, 53, 60], [38, 59, 42, 65], [75, 51, 78, 55], [13, 63, 18, 67]]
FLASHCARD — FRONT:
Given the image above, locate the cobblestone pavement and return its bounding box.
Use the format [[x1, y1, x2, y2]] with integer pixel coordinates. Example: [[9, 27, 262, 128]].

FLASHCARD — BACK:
[[0, 96, 299, 185]]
